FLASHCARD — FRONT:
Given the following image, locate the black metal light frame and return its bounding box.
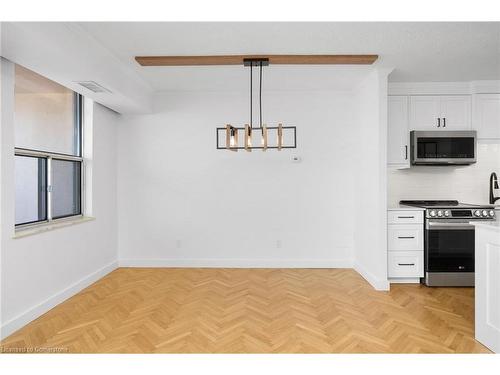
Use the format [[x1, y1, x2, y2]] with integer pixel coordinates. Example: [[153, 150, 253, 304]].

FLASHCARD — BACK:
[[216, 58, 297, 150], [216, 126, 297, 150]]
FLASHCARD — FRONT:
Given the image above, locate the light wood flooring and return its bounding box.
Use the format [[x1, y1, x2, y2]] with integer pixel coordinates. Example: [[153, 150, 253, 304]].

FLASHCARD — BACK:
[[0, 268, 491, 353]]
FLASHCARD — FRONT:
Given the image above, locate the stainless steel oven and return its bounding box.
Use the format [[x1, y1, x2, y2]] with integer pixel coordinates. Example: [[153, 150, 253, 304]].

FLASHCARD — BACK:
[[425, 220, 476, 286], [410, 130, 477, 165], [400, 200, 496, 287]]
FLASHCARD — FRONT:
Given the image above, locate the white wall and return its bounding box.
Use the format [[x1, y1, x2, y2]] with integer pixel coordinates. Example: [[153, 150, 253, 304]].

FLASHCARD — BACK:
[[0, 58, 119, 339], [117, 90, 360, 267], [388, 143, 500, 206], [353, 70, 391, 291]]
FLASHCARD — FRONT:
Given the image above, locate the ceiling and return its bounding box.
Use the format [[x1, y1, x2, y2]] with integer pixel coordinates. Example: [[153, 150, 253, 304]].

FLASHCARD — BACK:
[[78, 22, 500, 91]]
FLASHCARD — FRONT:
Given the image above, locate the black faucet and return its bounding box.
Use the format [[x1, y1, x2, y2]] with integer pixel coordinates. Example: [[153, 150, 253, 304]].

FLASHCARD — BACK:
[[490, 172, 500, 204]]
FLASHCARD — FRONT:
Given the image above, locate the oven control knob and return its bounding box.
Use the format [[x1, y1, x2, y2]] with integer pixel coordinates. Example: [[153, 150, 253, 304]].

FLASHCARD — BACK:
[[437, 210, 443, 217], [429, 210, 436, 217], [482, 210, 488, 217], [490, 210, 495, 217], [444, 210, 450, 217], [475, 210, 482, 217]]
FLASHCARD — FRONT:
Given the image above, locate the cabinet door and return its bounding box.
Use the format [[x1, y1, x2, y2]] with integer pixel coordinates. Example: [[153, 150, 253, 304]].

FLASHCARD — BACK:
[[440, 95, 471, 130], [388, 96, 409, 166], [409, 96, 441, 130], [474, 94, 500, 140]]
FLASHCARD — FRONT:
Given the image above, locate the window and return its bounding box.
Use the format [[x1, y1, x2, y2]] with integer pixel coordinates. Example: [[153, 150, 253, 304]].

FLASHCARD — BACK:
[[15, 155, 47, 225], [51, 159, 82, 219], [14, 65, 84, 227]]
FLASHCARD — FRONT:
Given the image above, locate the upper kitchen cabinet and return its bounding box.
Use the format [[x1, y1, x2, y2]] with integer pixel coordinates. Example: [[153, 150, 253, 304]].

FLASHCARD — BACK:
[[440, 96, 472, 129], [388, 96, 410, 168], [409, 95, 471, 131], [473, 94, 500, 140], [409, 96, 441, 130]]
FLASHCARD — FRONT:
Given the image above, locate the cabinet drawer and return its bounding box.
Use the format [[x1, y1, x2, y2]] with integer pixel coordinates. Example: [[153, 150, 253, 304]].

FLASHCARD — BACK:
[[388, 210, 423, 224], [388, 251, 424, 278], [388, 224, 423, 251]]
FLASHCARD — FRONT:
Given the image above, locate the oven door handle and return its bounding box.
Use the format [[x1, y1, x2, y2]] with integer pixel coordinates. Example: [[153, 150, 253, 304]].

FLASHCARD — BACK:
[[427, 222, 475, 230]]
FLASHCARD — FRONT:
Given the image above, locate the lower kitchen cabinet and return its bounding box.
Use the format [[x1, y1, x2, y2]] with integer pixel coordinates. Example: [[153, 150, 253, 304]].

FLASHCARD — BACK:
[[474, 223, 500, 353], [387, 209, 424, 282], [388, 251, 424, 278], [388, 224, 423, 251]]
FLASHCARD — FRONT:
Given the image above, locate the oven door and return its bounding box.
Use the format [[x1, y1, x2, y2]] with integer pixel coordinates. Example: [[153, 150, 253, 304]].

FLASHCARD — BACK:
[[411, 131, 476, 165], [425, 221, 475, 272]]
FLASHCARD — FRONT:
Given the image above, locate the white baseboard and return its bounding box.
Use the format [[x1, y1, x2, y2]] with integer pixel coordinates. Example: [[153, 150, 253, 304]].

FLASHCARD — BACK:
[[353, 261, 390, 291], [118, 258, 354, 269], [0, 260, 118, 340]]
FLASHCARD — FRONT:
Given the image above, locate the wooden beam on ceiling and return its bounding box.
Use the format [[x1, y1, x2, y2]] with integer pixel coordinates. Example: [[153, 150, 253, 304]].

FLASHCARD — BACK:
[[135, 54, 378, 66]]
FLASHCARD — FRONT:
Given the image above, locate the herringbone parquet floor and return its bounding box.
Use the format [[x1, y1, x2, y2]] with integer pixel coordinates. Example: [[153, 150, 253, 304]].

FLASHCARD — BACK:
[[0, 268, 491, 353]]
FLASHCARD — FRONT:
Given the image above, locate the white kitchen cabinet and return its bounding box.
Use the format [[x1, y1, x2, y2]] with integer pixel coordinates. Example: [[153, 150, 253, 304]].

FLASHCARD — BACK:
[[409, 95, 471, 131], [388, 251, 424, 278], [387, 209, 424, 283], [474, 222, 500, 353], [387, 210, 424, 225], [473, 94, 500, 140], [388, 224, 424, 251], [440, 96, 472, 129], [387, 96, 410, 168], [409, 96, 441, 130]]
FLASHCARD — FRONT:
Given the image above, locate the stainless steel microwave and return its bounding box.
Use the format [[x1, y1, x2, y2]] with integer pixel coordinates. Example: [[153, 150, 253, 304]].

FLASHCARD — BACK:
[[410, 130, 477, 165]]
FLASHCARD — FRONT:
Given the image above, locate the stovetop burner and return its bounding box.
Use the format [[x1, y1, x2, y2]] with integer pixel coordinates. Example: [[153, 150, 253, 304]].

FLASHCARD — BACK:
[[399, 200, 493, 209], [400, 200, 459, 207]]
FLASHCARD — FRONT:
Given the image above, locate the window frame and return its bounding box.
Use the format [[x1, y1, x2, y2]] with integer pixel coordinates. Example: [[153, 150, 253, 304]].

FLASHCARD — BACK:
[[13, 154, 48, 226], [14, 93, 85, 229]]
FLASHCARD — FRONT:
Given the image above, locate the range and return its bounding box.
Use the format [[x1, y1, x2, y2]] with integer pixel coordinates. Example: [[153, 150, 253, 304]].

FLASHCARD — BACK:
[[399, 200, 496, 287]]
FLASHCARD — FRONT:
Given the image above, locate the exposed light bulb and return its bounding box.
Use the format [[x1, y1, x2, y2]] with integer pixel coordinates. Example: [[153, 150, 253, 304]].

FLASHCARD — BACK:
[[244, 125, 252, 151], [277, 123, 283, 150], [230, 136, 236, 147]]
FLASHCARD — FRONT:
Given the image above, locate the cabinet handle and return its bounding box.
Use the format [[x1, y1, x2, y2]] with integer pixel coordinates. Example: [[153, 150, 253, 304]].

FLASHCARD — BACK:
[[443, 118, 446, 127], [398, 236, 415, 239], [437, 118, 441, 127], [405, 145, 408, 160], [398, 263, 415, 266], [397, 216, 414, 219]]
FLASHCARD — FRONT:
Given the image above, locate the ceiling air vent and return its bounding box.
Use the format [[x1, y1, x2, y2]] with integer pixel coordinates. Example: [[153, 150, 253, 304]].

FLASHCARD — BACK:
[[75, 81, 112, 93]]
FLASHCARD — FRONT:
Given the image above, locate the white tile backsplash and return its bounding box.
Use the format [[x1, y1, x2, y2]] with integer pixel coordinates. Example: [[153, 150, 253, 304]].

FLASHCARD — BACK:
[[388, 143, 500, 206]]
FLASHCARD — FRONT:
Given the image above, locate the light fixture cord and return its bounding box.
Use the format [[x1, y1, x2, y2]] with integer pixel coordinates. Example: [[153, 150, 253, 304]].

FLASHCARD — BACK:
[[250, 63, 253, 129], [259, 61, 263, 130]]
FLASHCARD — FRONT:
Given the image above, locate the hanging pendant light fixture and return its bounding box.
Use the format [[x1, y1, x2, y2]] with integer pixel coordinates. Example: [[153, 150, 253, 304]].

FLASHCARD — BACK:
[[217, 58, 296, 151]]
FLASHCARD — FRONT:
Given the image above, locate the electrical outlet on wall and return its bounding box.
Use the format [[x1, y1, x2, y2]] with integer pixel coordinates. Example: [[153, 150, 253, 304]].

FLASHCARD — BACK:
[[276, 240, 282, 249]]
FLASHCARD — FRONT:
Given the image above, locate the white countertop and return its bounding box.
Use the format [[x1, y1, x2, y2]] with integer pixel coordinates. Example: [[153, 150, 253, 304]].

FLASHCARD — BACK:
[[470, 221, 500, 232]]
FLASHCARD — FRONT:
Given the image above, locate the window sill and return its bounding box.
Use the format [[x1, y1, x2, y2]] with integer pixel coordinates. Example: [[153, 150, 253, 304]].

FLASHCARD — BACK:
[[13, 216, 95, 239]]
